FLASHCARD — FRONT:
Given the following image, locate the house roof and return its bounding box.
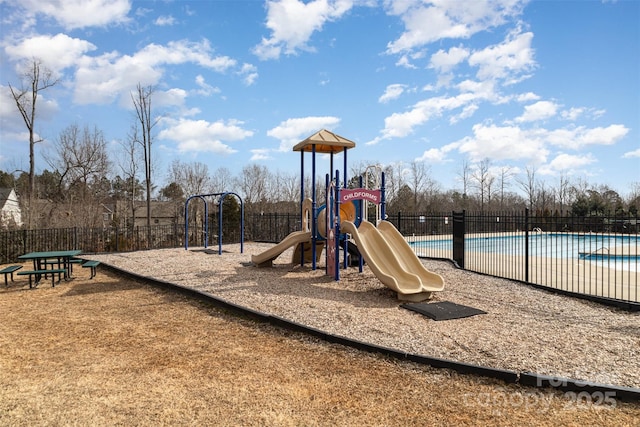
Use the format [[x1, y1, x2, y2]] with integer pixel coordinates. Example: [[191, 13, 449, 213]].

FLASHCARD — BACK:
[[292, 129, 356, 154], [132, 201, 180, 218], [0, 188, 15, 210]]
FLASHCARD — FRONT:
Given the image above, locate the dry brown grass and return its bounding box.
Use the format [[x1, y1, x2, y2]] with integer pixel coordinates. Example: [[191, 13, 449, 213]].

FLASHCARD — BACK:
[[0, 262, 638, 426]]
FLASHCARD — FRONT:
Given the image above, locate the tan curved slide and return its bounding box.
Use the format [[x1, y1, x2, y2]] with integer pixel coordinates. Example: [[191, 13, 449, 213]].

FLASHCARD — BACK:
[[252, 231, 311, 267], [377, 221, 445, 293], [340, 221, 433, 302]]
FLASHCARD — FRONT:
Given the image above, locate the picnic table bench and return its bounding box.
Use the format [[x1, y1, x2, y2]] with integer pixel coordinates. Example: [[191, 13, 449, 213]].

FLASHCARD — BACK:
[[1, 265, 23, 286], [82, 260, 100, 279], [45, 258, 83, 276], [18, 268, 66, 288]]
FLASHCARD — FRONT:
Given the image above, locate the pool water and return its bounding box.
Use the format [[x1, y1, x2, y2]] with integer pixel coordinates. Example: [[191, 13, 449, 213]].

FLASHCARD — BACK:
[[410, 232, 639, 270]]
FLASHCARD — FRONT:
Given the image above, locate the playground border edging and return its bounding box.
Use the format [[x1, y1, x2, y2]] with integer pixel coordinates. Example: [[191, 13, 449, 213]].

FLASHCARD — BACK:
[[97, 262, 640, 403]]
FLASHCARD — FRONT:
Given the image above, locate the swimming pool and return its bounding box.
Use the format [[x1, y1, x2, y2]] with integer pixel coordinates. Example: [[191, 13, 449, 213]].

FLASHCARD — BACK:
[[409, 232, 639, 270]]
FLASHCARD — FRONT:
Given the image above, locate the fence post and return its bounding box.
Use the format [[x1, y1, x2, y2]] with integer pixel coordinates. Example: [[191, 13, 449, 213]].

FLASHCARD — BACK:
[[22, 229, 27, 255], [525, 208, 529, 283], [452, 210, 465, 268]]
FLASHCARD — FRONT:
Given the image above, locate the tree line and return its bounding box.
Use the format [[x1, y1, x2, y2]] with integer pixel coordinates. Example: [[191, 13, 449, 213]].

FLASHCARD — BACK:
[[2, 155, 638, 230], [3, 60, 638, 231]]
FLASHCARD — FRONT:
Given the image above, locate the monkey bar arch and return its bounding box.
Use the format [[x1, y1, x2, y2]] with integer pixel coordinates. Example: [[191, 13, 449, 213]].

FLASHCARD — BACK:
[[184, 192, 244, 254]]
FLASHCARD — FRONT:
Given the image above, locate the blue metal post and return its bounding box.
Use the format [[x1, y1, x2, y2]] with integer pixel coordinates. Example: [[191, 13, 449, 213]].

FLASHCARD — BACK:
[[312, 145, 317, 270], [335, 170, 340, 281], [300, 150, 305, 266], [217, 196, 223, 255], [342, 148, 348, 269]]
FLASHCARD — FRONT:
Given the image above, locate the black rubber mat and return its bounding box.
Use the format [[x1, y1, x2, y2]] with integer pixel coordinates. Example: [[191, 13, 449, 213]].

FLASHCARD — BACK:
[[401, 301, 486, 321]]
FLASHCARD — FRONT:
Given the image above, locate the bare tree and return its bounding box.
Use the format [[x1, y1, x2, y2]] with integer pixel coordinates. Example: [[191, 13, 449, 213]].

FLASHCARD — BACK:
[[131, 83, 157, 241], [517, 166, 538, 210], [168, 160, 211, 197], [49, 124, 110, 226], [275, 171, 300, 204], [457, 159, 472, 209], [168, 160, 212, 230], [497, 166, 514, 209], [471, 158, 493, 211], [536, 180, 554, 215], [239, 164, 272, 212], [211, 167, 235, 194], [116, 124, 144, 228], [408, 160, 433, 211], [555, 174, 572, 213], [8, 59, 59, 228]]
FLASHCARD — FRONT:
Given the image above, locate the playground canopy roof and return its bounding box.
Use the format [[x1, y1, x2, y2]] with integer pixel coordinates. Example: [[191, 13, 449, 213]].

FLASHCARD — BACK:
[[292, 129, 356, 154]]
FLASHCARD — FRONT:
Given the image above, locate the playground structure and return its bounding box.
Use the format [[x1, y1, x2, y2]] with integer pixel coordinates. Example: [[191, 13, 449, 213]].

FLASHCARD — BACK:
[[251, 129, 444, 302], [184, 192, 244, 255]]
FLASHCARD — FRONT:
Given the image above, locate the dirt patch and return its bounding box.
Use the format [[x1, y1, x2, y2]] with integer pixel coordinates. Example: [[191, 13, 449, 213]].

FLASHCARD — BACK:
[[0, 263, 638, 426]]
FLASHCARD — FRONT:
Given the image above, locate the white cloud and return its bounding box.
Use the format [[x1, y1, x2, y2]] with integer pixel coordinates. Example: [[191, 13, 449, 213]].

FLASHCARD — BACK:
[[135, 40, 236, 71], [416, 148, 446, 163], [250, 148, 272, 161], [238, 63, 259, 86], [154, 88, 188, 108], [539, 153, 596, 176], [468, 28, 536, 84], [193, 75, 220, 97], [377, 88, 497, 140], [73, 39, 237, 104], [385, 0, 527, 54], [379, 84, 407, 103], [428, 45, 470, 73], [267, 116, 341, 151], [0, 85, 59, 136], [415, 142, 458, 163], [252, 0, 355, 60], [515, 100, 558, 123], [561, 107, 585, 121], [454, 122, 629, 168], [457, 123, 549, 164], [395, 54, 417, 69], [516, 92, 540, 102], [16, 0, 131, 30], [449, 103, 479, 124], [158, 118, 253, 154], [155, 15, 177, 26], [4, 33, 96, 74], [623, 148, 640, 159], [546, 124, 629, 150]]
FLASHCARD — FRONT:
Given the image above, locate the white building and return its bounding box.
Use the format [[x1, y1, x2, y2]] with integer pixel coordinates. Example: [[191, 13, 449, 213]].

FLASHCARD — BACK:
[[0, 188, 23, 228]]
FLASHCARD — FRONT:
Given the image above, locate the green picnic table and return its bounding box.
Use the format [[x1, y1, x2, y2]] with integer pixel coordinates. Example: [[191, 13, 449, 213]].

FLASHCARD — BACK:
[[17, 250, 82, 287]]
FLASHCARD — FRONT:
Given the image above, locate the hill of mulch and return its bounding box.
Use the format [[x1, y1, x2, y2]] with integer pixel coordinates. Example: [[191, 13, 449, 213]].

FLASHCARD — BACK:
[[0, 263, 638, 426]]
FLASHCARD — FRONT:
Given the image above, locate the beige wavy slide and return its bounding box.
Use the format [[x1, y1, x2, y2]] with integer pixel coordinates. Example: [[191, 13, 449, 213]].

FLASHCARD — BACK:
[[377, 220, 445, 293], [340, 220, 439, 302], [252, 231, 312, 267]]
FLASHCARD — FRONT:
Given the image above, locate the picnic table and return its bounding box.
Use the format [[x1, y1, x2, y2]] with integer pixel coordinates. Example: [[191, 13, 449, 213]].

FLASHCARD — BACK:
[[17, 250, 82, 287]]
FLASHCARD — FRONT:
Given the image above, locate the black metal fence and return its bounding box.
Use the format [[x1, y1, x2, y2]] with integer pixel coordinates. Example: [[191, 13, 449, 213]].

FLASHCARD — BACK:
[[404, 210, 639, 306], [1, 210, 637, 306]]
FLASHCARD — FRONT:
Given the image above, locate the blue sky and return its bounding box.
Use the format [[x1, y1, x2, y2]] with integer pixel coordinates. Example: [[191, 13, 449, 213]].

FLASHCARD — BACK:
[[0, 0, 638, 196]]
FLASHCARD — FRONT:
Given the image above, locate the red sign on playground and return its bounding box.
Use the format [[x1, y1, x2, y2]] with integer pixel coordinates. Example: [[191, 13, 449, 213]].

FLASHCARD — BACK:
[[340, 188, 381, 204]]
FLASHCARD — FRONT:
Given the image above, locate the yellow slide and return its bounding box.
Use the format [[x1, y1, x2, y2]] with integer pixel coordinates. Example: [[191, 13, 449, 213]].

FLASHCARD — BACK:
[[340, 221, 434, 302], [251, 231, 312, 267], [377, 221, 445, 293]]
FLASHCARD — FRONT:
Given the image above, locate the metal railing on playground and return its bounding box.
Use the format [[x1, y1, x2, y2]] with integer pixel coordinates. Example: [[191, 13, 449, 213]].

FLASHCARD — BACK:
[[1, 210, 637, 307]]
